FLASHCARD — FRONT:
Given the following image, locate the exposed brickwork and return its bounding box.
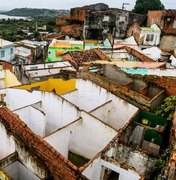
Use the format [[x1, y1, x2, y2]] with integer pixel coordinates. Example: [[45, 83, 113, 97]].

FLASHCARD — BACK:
[[56, 16, 71, 27], [0, 107, 87, 180], [126, 23, 141, 44], [134, 75, 176, 96], [61, 25, 83, 39], [70, 7, 87, 22], [147, 10, 176, 35], [79, 70, 164, 112]]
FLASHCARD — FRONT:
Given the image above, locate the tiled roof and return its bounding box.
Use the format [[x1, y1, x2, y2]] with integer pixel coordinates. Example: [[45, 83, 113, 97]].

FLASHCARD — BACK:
[[63, 49, 108, 69], [0, 107, 85, 180]]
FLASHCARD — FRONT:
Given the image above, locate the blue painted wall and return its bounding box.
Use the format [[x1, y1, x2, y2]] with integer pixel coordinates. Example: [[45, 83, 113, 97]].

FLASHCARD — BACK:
[[0, 46, 15, 61]]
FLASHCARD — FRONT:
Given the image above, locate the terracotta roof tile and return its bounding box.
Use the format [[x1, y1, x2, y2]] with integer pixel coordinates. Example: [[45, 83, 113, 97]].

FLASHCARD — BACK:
[[0, 107, 86, 179]]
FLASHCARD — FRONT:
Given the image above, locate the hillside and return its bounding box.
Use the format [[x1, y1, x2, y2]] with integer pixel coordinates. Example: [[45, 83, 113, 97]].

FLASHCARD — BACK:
[[2, 8, 70, 18]]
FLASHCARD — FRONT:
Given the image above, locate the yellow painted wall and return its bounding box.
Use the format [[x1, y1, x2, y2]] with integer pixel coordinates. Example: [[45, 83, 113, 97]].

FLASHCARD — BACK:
[[17, 79, 76, 95], [0, 171, 9, 180], [0, 65, 3, 71], [0, 70, 21, 89]]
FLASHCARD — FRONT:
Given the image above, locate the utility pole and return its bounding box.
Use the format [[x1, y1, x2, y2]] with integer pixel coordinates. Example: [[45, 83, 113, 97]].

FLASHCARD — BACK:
[[122, 3, 130, 10]]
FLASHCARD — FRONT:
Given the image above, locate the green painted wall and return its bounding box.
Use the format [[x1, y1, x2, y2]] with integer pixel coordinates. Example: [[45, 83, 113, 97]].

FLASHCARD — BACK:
[[133, 111, 167, 128], [46, 44, 84, 62]]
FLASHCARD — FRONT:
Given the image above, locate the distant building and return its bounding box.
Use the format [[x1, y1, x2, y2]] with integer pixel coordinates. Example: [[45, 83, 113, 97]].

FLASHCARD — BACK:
[[126, 23, 161, 46], [0, 38, 15, 62], [15, 40, 48, 64], [46, 39, 83, 62], [84, 7, 144, 40], [147, 10, 176, 52], [147, 10, 176, 35]]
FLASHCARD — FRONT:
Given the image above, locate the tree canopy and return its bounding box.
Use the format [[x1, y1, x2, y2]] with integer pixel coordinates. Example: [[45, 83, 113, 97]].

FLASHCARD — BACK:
[[133, 0, 165, 14], [155, 96, 176, 121]]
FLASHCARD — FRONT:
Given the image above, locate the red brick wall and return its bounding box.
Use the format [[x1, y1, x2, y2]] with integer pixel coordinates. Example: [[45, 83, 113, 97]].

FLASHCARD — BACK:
[[70, 7, 87, 22], [147, 10, 176, 35], [145, 76, 176, 96]]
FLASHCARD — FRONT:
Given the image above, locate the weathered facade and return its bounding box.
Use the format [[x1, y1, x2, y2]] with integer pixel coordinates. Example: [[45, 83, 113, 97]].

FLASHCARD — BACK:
[[79, 66, 165, 112], [160, 35, 176, 52], [84, 8, 144, 40], [70, 3, 108, 23], [0, 78, 143, 179], [147, 10, 176, 35], [15, 40, 48, 64], [126, 23, 161, 46]]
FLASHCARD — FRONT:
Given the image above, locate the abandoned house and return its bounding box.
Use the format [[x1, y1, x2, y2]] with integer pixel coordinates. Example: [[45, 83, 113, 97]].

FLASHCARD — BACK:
[[0, 77, 168, 179], [84, 6, 144, 40], [15, 61, 76, 84], [79, 65, 165, 112], [147, 10, 176, 53], [126, 23, 161, 46], [15, 40, 48, 63]]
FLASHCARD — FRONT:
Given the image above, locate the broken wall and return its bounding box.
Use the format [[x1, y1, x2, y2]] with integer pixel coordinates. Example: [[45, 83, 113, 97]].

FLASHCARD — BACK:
[[0, 122, 15, 160], [90, 98, 138, 131], [45, 111, 117, 160], [111, 143, 157, 178], [61, 79, 111, 112], [160, 35, 176, 52], [0, 121, 47, 179], [82, 157, 141, 180]]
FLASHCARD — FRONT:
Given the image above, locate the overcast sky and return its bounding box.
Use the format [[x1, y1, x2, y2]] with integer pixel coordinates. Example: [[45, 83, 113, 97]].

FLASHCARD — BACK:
[[1, 0, 176, 10]]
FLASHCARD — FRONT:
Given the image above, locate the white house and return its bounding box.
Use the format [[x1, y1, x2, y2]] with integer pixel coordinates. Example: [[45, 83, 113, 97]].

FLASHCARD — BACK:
[[140, 24, 161, 46]]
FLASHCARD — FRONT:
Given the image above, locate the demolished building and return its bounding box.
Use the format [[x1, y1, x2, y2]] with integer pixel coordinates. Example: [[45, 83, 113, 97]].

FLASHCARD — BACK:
[[84, 6, 144, 40], [0, 77, 167, 179]]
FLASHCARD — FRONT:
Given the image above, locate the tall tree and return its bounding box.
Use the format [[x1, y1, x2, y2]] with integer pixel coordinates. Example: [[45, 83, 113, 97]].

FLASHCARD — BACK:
[[133, 0, 165, 14]]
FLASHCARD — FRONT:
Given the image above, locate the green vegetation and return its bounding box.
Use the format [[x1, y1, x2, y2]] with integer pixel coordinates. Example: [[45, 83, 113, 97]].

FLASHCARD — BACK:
[[155, 96, 176, 121], [0, 8, 70, 41], [133, 0, 164, 14], [2, 8, 70, 18], [0, 18, 56, 41], [151, 158, 166, 179]]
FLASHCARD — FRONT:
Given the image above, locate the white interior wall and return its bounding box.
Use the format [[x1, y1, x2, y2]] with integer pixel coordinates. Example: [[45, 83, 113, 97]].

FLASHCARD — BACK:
[[4, 161, 40, 180], [1, 89, 41, 111], [44, 111, 117, 160], [61, 79, 112, 112], [90, 102, 111, 125], [44, 120, 81, 158], [41, 92, 80, 135], [0, 122, 16, 160], [0, 89, 81, 136], [91, 95, 138, 130], [82, 158, 140, 180], [69, 111, 118, 159], [14, 106, 46, 137]]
